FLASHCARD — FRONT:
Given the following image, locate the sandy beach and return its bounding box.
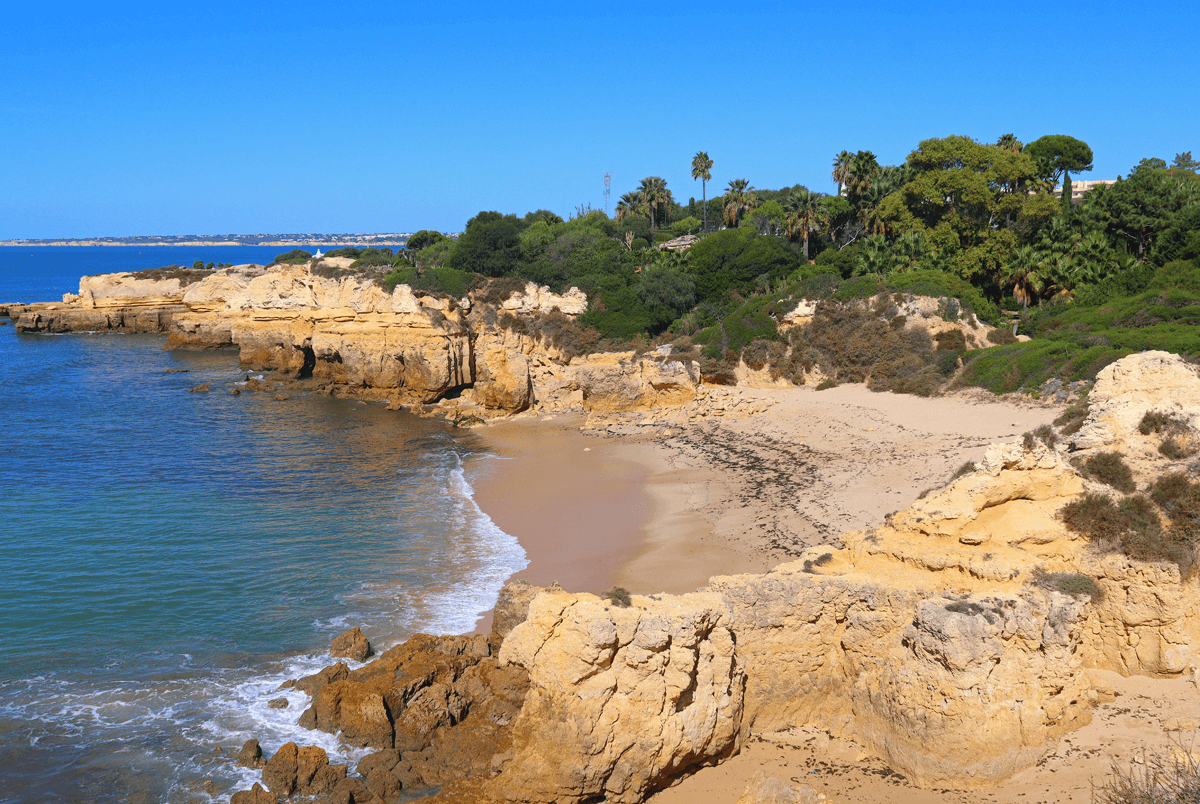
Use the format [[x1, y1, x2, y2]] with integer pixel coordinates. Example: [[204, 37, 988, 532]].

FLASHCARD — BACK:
[[472, 383, 1064, 601], [464, 382, 1200, 803]]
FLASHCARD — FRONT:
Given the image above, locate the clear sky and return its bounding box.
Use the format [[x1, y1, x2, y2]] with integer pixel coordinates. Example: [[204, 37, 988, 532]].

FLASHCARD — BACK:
[[2, 0, 1196, 239]]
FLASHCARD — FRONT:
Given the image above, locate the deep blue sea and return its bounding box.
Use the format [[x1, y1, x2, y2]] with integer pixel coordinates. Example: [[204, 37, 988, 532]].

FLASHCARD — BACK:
[[0, 247, 526, 803]]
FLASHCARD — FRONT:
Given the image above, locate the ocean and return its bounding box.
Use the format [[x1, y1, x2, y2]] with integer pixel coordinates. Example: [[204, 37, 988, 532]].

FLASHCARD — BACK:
[[0, 247, 527, 803]]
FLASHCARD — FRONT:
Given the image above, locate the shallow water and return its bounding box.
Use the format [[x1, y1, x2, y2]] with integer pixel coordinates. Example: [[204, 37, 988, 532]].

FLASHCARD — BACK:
[[0, 247, 526, 803]]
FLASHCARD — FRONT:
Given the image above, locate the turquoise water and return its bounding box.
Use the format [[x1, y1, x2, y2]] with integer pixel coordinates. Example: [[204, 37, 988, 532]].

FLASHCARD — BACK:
[[0, 248, 526, 803]]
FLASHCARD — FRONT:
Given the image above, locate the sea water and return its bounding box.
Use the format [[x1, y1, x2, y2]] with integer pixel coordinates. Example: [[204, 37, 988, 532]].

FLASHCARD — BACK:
[[0, 247, 527, 803]]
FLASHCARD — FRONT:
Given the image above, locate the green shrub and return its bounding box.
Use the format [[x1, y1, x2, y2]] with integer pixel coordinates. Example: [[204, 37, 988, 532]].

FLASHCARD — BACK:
[[1079, 451, 1136, 492], [1031, 569, 1103, 600], [884, 269, 999, 323], [815, 378, 838, 390], [1160, 437, 1198, 460], [802, 552, 834, 573], [988, 327, 1018, 345], [697, 357, 737, 385], [950, 461, 977, 481], [1149, 472, 1200, 540], [1139, 410, 1181, 435], [1032, 424, 1058, 449], [130, 265, 214, 287], [272, 249, 312, 265], [832, 275, 884, 300], [934, 329, 967, 351], [603, 586, 632, 607]]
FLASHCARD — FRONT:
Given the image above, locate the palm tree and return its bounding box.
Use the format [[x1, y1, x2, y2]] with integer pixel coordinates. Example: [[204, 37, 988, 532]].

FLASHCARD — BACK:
[[844, 150, 879, 201], [691, 151, 714, 233], [723, 179, 756, 228], [995, 133, 1023, 152], [999, 245, 1048, 310], [784, 189, 822, 259], [831, 150, 852, 195], [615, 191, 643, 222], [638, 176, 673, 232]]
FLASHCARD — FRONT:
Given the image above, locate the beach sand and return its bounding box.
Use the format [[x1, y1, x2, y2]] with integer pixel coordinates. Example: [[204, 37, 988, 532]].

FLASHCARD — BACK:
[[468, 383, 1195, 803]]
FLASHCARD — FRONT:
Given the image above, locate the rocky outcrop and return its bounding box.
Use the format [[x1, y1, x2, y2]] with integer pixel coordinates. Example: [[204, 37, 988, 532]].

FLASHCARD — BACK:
[[16, 264, 703, 415], [330, 627, 374, 663], [293, 632, 529, 795], [570, 352, 700, 412], [499, 282, 587, 316], [495, 590, 743, 802], [1072, 350, 1200, 450]]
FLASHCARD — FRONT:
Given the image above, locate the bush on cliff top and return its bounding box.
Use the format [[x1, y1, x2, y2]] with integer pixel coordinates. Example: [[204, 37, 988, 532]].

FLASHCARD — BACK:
[[272, 249, 312, 265]]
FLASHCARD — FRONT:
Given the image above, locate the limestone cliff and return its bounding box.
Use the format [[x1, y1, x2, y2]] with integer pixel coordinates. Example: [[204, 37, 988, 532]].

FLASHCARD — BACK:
[[13, 263, 699, 413], [227, 351, 1200, 803]]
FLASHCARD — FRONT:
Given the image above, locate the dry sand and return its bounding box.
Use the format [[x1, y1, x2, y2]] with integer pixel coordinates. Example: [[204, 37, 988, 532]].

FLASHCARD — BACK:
[[468, 383, 1195, 803]]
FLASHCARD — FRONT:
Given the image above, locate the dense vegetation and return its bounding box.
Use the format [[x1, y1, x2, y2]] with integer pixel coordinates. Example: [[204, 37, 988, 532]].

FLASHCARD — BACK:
[[283, 141, 1200, 396]]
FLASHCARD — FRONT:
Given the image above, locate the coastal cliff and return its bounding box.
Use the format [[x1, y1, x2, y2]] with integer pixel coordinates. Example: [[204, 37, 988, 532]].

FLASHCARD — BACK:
[[10, 261, 699, 414], [223, 350, 1200, 802]]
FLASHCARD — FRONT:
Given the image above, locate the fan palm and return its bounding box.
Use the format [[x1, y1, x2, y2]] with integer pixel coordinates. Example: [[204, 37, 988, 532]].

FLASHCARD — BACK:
[[615, 191, 643, 222], [845, 151, 879, 201], [995, 133, 1023, 152], [691, 151, 714, 233], [831, 150, 852, 196], [784, 189, 822, 259], [638, 176, 673, 232], [1000, 245, 1048, 309], [723, 179, 757, 228]]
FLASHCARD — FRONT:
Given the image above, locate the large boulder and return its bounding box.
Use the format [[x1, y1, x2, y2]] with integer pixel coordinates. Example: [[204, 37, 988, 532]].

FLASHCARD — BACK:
[[330, 627, 374, 663]]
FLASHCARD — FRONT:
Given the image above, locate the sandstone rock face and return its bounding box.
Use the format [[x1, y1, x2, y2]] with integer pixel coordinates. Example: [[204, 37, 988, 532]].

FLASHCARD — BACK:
[[1073, 350, 1200, 450], [496, 589, 743, 803], [14, 264, 714, 416], [490, 580, 542, 643], [329, 627, 374, 663], [474, 344, 532, 411], [499, 282, 587, 316], [572, 353, 699, 412]]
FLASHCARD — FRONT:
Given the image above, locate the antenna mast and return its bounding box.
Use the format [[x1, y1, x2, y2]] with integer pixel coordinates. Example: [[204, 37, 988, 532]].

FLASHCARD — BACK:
[[603, 172, 612, 216]]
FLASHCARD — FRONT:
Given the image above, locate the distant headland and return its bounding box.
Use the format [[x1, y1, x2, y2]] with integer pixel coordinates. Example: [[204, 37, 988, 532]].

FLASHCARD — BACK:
[[0, 233, 424, 247]]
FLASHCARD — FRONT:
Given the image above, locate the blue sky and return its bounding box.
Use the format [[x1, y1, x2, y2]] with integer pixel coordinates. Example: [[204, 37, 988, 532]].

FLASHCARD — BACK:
[[2, 0, 1196, 238]]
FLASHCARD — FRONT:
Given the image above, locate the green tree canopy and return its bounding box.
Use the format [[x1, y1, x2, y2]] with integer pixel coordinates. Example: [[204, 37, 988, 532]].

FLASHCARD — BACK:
[[1024, 135, 1094, 185], [685, 228, 802, 305], [876, 135, 1048, 286], [448, 211, 527, 277], [1081, 169, 1200, 257], [405, 230, 449, 252]]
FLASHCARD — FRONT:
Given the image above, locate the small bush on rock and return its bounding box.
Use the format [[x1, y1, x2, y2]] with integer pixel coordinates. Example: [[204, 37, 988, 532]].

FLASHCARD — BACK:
[[1031, 568, 1103, 601], [950, 461, 977, 481], [1079, 451, 1136, 493], [1139, 411, 1179, 435], [603, 587, 632, 607], [1160, 437, 1198, 460]]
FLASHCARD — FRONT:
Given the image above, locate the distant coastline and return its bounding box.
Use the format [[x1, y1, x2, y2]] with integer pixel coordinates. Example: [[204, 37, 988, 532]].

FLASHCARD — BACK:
[[0, 234, 421, 247]]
